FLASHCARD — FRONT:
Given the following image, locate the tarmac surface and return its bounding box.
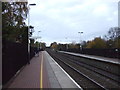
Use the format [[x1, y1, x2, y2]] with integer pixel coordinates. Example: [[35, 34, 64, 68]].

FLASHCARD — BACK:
[[7, 51, 81, 89]]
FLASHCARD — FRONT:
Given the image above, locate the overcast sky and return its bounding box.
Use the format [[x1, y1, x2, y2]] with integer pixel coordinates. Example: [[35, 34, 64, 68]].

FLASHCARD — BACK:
[[27, 0, 119, 46]]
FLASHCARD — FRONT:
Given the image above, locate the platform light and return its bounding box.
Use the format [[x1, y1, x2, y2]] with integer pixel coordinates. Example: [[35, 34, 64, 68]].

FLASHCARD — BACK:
[[28, 3, 36, 64]]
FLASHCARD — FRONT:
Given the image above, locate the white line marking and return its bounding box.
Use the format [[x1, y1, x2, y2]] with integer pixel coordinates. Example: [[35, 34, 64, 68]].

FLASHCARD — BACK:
[[48, 52, 83, 90], [15, 70, 20, 77], [0, 85, 2, 90]]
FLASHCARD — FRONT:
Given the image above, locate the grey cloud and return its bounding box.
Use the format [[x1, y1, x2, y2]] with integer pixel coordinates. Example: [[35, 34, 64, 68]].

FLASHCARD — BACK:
[[29, 0, 118, 45]]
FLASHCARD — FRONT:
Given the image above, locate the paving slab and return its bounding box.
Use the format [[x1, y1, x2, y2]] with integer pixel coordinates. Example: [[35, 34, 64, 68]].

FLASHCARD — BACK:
[[7, 52, 42, 88], [5, 51, 81, 89], [43, 51, 82, 89]]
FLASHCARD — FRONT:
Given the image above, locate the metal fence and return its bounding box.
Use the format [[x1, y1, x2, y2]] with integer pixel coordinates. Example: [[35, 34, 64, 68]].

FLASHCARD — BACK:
[[2, 40, 37, 85]]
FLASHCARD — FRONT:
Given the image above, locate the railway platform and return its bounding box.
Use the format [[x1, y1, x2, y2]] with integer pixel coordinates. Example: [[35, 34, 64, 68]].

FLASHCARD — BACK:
[[59, 51, 120, 64], [5, 51, 81, 89]]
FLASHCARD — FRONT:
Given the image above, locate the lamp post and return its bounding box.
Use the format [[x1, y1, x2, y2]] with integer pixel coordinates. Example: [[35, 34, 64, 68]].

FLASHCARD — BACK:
[[28, 3, 36, 64], [65, 37, 68, 50], [40, 40, 42, 50], [38, 31, 41, 50], [38, 31, 41, 41], [78, 32, 83, 50]]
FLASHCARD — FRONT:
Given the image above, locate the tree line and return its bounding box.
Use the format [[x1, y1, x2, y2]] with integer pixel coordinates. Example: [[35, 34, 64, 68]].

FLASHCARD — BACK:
[[2, 2, 29, 45], [2, 2, 42, 48], [50, 27, 120, 50], [30, 39, 46, 50]]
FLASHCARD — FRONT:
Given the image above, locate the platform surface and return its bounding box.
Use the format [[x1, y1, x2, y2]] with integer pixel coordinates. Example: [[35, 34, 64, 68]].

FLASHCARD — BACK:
[[59, 51, 120, 64], [6, 51, 81, 89]]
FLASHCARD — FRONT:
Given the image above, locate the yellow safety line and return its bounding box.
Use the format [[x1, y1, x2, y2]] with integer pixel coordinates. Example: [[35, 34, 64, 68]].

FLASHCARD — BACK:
[[40, 52, 43, 89]]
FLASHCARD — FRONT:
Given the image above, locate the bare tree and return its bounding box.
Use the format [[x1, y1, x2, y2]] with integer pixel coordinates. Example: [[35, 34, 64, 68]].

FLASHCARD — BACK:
[[104, 27, 120, 41]]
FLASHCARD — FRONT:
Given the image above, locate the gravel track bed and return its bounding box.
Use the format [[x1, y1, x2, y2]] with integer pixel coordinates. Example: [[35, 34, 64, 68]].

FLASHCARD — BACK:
[[56, 53, 120, 88], [48, 51, 104, 89], [47, 49, 120, 89], [57, 52, 120, 83], [60, 52, 120, 76]]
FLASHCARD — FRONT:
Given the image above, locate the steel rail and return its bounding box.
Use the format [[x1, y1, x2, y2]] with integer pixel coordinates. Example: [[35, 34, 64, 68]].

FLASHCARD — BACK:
[[61, 53, 120, 84], [58, 52, 120, 82], [50, 53, 107, 89]]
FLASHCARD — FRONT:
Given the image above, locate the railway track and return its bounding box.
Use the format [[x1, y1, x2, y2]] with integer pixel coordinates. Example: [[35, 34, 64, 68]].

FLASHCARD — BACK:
[[47, 49, 120, 89], [58, 52, 120, 83]]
